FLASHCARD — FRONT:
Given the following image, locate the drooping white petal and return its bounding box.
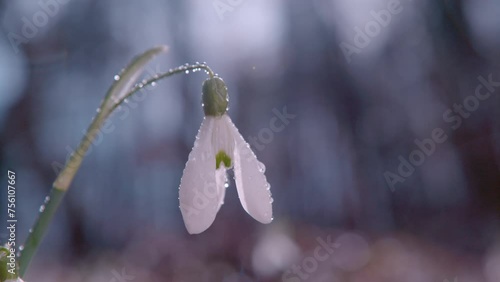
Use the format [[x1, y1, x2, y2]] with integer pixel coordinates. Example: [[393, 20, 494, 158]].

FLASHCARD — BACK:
[[224, 116, 273, 224], [179, 117, 225, 234]]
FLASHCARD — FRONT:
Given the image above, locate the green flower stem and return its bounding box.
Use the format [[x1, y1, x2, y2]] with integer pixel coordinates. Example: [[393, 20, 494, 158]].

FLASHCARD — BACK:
[[18, 189, 65, 278], [108, 63, 215, 113], [17, 45, 214, 277], [18, 110, 107, 277]]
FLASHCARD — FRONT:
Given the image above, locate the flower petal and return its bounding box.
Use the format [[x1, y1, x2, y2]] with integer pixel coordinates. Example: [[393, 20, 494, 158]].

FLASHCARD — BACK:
[[215, 167, 228, 211], [225, 116, 273, 224], [179, 117, 225, 234], [212, 116, 235, 167]]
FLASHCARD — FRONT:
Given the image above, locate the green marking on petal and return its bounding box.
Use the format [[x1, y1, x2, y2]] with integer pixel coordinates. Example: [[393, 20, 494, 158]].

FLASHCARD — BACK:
[[215, 150, 232, 169]]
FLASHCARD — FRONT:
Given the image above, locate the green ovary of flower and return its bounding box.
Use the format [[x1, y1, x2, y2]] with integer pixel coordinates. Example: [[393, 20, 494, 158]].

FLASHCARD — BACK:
[[202, 77, 228, 116], [216, 150, 232, 169]]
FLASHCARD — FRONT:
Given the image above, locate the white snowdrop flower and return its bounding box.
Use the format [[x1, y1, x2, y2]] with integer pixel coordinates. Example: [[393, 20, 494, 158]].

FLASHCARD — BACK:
[[179, 77, 273, 234]]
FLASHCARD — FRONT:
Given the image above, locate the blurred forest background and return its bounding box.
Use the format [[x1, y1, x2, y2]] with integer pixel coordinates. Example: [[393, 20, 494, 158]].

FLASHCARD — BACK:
[[1, 0, 499, 281]]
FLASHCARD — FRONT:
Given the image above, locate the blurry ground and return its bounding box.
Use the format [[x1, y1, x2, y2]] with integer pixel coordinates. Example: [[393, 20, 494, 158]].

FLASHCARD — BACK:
[[28, 224, 499, 282]]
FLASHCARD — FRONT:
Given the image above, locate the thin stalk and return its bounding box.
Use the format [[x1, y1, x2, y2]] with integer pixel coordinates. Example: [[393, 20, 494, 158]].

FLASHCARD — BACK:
[[18, 189, 65, 277], [18, 55, 213, 277], [18, 110, 107, 277], [109, 63, 215, 113]]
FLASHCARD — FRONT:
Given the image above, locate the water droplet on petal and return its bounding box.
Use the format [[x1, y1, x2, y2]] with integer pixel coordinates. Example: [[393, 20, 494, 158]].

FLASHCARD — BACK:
[[114, 75, 120, 81], [258, 162, 266, 173], [39, 205, 45, 212], [19, 245, 24, 251]]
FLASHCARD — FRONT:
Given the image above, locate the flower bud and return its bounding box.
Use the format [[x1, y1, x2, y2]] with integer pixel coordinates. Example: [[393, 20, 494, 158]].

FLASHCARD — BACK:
[[202, 77, 228, 116], [0, 246, 17, 281]]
